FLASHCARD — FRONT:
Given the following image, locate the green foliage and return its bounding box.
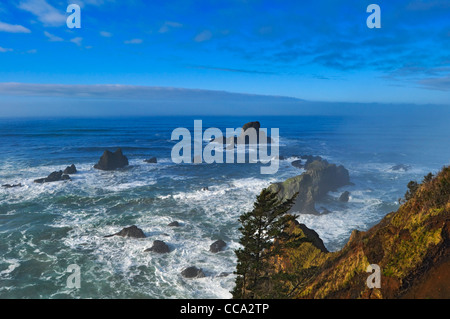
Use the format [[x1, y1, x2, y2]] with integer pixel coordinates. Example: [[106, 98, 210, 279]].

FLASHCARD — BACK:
[[232, 189, 297, 299]]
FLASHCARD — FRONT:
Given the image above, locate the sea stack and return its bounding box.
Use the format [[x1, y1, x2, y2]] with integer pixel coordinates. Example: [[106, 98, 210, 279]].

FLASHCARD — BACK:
[[94, 148, 129, 171]]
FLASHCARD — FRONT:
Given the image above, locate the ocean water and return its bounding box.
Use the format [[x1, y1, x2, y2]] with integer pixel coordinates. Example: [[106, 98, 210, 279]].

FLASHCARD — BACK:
[[0, 113, 449, 298]]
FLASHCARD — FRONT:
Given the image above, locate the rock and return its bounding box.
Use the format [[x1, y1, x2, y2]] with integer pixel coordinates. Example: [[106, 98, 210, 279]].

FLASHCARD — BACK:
[[339, 191, 350, 202], [300, 155, 323, 169], [268, 158, 350, 215], [94, 148, 129, 171], [210, 121, 273, 145], [290, 220, 328, 253], [104, 225, 146, 238], [264, 166, 450, 299], [34, 171, 71, 184], [291, 160, 304, 169], [217, 272, 231, 277], [168, 221, 180, 227], [210, 239, 227, 253], [63, 164, 77, 175], [2, 183, 22, 188], [201, 187, 209, 191], [242, 121, 261, 132], [391, 164, 411, 172], [145, 240, 170, 253], [181, 266, 205, 278], [144, 157, 157, 164]]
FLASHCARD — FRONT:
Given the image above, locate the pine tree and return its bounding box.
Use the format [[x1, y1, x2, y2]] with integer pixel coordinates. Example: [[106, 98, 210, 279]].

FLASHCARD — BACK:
[[405, 180, 419, 200], [232, 189, 297, 299]]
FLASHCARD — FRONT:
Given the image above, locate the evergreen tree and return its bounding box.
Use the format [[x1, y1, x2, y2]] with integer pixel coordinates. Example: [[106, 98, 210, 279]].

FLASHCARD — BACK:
[[405, 180, 419, 200], [423, 172, 434, 184], [232, 189, 297, 299]]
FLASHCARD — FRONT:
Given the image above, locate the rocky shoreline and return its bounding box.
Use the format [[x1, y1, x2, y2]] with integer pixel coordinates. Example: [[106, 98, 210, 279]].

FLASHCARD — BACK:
[[4, 121, 446, 297]]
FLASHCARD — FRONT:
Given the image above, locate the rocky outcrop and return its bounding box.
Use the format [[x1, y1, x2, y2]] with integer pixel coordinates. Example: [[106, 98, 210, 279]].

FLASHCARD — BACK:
[[94, 148, 129, 171], [291, 160, 303, 169], [63, 164, 77, 175], [145, 240, 170, 253], [255, 165, 450, 299], [268, 158, 350, 214], [34, 170, 71, 184], [210, 121, 273, 145], [104, 225, 146, 238], [339, 191, 350, 202], [144, 157, 157, 164], [210, 240, 227, 253], [181, 266, 205, 278], [168, 221, 180, 227]]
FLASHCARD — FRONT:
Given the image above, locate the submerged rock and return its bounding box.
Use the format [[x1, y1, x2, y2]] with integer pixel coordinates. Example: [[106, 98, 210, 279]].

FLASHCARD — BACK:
[[2, 183, 22, 188], [94, 148, 129, 171], [217, 272, 231, 277], [210, 240, 227, 253], [145, 240, 170, 253], [181, 266, 205, 278], [104, 225, 146, 238], [63, 164, 77, 175], [391, 164, 411, 172], [34, 171, 70, 184]]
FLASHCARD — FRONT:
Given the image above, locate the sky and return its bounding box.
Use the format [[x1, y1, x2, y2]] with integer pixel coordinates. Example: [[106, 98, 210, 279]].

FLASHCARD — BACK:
[[0, 0, 449, 117]]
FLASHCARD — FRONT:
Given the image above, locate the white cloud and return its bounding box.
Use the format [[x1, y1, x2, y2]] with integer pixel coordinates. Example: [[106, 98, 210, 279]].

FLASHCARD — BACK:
[[100, 31, 112, 37], [0, 21, 31, 33], [0, 47, 13, 52], [159, 21, 183, 33], [18, 0, 66, 26], [194, 30, 212, 42], [70, 37, 83, 46], [124, 38, 143, 44], [44, 31, 63, 42], [27, 49, 37, 53]]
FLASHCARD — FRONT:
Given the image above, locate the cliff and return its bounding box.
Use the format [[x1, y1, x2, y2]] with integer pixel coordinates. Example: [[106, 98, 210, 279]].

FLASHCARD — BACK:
[[236, 166, 450, 299]]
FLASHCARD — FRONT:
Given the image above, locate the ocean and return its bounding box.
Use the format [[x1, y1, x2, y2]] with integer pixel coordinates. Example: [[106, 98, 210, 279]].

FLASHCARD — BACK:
[[0, 113, 449, 298]]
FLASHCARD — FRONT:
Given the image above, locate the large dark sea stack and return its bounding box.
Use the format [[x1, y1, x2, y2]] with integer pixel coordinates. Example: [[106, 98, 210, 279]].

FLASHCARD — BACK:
[[94, 148, 129, 171], [242, 121, 261, 132], [268, 158, 350, 214], [210, 120, 273, 145]]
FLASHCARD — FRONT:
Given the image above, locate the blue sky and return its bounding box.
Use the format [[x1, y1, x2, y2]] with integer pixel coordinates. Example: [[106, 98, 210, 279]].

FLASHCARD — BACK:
[[0, 0, 449, 116]]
